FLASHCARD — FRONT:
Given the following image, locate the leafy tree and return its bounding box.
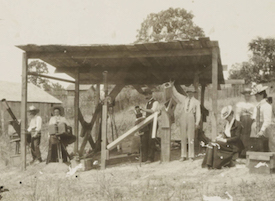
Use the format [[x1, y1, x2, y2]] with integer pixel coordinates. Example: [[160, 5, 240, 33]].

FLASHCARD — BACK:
[[28, 60, 50, 89], [136, 7, 205, 43], [229, 37, 275, 83], [249, 37, 275, 75]]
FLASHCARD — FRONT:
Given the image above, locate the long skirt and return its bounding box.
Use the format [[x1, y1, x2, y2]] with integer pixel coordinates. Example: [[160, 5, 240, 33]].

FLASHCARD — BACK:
[[202, 142, 235, 169], [239, 115, 253, 157]]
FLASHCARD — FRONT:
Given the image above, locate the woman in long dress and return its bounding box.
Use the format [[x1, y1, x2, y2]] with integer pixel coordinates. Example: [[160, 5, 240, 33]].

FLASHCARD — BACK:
[[46, 106, 70, 164], [202, 105, 244, 169], [235, 88, 255, 157], [250, 84, 275, 151]]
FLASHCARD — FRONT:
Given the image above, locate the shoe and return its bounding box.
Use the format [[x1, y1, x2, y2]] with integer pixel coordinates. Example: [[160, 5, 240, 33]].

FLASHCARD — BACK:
[[30, 159, 36, 165], [189, 157, 195, 162], [145, 160, 152, 164], [179, 157, 186, 162]]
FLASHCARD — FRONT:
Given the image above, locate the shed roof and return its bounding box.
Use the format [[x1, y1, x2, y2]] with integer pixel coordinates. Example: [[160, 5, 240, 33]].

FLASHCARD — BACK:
[[0, 81, 62, 103], [17, 38, 224, 85], [66, 84, 93, 91]]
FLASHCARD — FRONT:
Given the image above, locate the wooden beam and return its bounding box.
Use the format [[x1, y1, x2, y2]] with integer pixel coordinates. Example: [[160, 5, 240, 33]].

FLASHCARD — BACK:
[[101, 71, 108, 170], [27, 72, 75, 83], [74, 68, 80, 153], [27, 48, 213, 59], [211, 47, 219, 140], [20, 52, 28, 171], [107, 112, 158, 150]]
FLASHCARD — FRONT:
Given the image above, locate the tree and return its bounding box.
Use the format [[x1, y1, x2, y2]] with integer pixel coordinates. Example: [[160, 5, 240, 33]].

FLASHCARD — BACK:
[[229, 37, 275, 83], [249, 37, 275, 76], [136, 7, 205, 43], [28, 60, 50, 90]]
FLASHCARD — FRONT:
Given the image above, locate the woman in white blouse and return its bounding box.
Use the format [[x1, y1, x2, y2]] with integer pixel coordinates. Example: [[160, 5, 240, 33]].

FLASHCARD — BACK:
[[235, 88, 255, 157]]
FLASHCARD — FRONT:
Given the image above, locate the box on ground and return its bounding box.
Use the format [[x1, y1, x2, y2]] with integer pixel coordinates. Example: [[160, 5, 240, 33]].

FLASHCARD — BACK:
[[246, 151, 275, 174]]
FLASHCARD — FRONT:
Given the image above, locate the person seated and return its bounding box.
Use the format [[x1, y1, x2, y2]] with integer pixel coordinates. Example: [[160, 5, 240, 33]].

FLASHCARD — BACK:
[[46, 105, 71, 164], [202, 105, 244, 169]]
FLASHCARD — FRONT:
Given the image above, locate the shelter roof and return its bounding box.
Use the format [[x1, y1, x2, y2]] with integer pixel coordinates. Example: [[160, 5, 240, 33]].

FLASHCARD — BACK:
[[17, 38, 224, 85], [0, 81, 62, 103], [66, 84, 93, 91]]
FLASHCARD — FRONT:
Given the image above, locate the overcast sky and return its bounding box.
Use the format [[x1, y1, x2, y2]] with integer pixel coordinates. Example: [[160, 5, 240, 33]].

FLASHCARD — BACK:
[[0, 0, 275, 85]]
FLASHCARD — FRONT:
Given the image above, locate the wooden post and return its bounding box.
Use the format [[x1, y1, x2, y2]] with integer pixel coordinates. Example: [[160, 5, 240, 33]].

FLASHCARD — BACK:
[[211, 47, 219, 140], [101, 71, 108, 170], [74, 68, 80, 154], [94, 84, 100, 142], [200, 84, 206, 129], [161, 110, 171, 162], [20, 52, 28, 170]]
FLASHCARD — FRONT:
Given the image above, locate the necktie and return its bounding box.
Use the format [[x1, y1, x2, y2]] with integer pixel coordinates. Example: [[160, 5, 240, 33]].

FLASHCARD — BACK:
[[256, 106, 260, 133], [186, 98, 191, 112]]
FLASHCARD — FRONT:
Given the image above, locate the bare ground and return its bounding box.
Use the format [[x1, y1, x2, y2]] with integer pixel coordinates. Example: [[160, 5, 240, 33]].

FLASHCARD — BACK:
[[1, 149, 275, 201]]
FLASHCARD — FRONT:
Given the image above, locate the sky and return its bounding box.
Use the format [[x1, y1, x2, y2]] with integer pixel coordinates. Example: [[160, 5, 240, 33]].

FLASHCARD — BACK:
[[0, 0, 275, 86]]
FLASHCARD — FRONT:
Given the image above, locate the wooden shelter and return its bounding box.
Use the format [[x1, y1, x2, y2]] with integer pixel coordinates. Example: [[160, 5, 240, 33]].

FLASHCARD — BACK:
[[17, 37, 224, 170]]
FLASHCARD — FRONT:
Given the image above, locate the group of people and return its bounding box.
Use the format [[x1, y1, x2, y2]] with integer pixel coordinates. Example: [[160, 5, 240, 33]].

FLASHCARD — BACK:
[[27, 105, 71, 164], [202, 83, 275, 169], [137, 83, 275, 169]]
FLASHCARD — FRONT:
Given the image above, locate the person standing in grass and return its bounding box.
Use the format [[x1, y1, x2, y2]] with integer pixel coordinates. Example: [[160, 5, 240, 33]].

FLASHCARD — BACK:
[[27, 105, 43, 164], [250, 84, 275, 151], [235, 88, 255, 157], [139, 87, 159, 163], [173, 84, 201, 161], [202, 105, 244, 169]]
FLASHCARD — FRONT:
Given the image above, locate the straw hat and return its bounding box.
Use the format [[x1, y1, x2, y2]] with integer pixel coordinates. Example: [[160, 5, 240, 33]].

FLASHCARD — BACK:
[[142, 87, 153, 95], [185, 85, 196, 93], [250, 84, 268, 95], [240, 88, 252, 95], [52, 105, 65, 116], [28, 105, 40, 113], [221, 105, 233, 119]]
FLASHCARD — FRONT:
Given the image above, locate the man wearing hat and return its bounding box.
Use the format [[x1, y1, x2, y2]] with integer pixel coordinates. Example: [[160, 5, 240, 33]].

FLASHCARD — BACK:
[[27, 105, 43, 163], [235, 88, 255, 157], [173, 84, 201, 161], [139, 87, 159, 163]]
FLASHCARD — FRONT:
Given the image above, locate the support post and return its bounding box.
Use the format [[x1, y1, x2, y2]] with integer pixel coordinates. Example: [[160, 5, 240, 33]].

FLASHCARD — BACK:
[[161, 110, 171, 162], [94, 84, 100, 142], [101, 71, 108, 170], [20, 52, 28, 170], [74, 68, 80, 154], [211, 47, 219, 140]]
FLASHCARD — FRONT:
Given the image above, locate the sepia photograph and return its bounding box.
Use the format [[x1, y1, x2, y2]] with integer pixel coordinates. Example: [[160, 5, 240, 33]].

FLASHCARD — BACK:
[[0, 0, 275, 200]]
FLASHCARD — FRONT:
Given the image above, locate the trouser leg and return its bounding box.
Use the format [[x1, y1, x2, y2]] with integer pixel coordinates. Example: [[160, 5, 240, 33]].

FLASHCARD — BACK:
[[180, 118, 187, 158], [188, 122, 195, 158], [33, 137, 41, 161], [141, 128, 149, 162], [148, 124, 155, 161]]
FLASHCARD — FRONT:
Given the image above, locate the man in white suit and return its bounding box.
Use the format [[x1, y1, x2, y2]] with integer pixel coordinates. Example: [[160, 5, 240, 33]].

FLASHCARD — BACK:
[[173, 85, 201, 161]]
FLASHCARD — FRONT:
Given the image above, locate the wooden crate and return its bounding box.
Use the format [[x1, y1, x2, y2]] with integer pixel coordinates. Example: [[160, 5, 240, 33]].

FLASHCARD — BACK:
[[80, 158, 94, 171], [246, 151, 275, 174]]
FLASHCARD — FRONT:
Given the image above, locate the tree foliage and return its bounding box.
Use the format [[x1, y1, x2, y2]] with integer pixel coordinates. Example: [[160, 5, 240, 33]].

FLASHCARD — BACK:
[[229, 37, 275, 83], [136, 7, 205, 43], [28, 60, 50, 90]]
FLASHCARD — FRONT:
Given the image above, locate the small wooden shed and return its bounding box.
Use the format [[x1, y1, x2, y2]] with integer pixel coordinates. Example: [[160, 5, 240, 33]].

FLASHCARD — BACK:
[[17, 37, 224, 170], [0, 81, 62, 135]]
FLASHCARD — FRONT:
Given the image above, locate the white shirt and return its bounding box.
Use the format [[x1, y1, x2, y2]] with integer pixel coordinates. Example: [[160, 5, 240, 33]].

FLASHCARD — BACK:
[[235, 101, 255, 121], [252, 99, 273, 132], [146, 98, 160, 113], [27, 115, 42, 132], [49, 115, 70, 126], [224, 117, 235, 137], [172, 86, 201, 125]]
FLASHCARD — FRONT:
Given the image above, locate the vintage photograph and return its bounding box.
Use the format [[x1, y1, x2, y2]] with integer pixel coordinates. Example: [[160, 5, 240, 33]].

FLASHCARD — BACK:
[[0, 0, 275, 200]]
